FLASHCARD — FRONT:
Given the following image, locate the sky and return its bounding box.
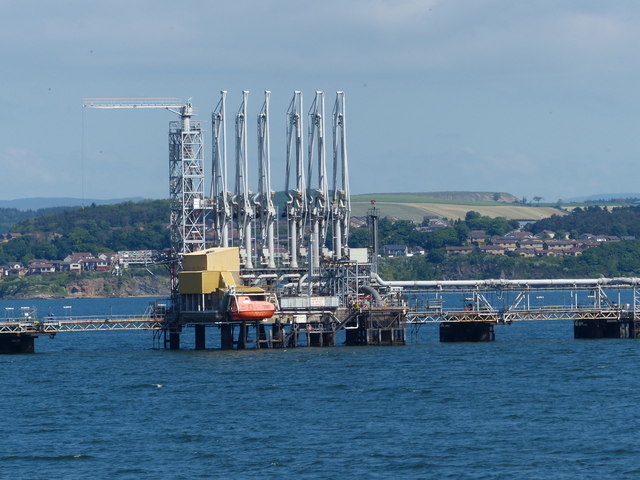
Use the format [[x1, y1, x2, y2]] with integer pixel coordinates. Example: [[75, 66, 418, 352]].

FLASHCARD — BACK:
[[2, 0, 640, 203]]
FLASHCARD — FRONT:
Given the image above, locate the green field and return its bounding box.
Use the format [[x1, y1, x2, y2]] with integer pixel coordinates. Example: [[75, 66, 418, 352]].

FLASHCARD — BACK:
[[350, 192, 565, 221]]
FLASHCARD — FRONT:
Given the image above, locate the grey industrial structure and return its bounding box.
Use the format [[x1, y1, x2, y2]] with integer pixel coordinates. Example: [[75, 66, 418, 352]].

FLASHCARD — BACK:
[[0, 92, 639, 353]]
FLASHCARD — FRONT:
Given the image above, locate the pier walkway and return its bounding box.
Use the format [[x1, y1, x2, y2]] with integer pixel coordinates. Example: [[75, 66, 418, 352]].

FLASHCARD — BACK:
[[0, 314, 165, 336]]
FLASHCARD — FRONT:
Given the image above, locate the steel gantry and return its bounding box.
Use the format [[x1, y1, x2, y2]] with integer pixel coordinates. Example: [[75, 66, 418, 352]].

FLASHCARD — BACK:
[[255, 91, 277, 268], [285, 91, 307, 269], [234, 91, 254, 268], [307, 91, 330, 273], [399, 279, 640, 324], [211, 91, 231, 247], [331, 91, 351, 261], [84, 91, 354, 298]]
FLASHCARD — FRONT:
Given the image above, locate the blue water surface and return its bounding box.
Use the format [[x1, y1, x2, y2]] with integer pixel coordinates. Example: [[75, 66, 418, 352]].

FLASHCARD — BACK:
[[0, 297, 639, 479]]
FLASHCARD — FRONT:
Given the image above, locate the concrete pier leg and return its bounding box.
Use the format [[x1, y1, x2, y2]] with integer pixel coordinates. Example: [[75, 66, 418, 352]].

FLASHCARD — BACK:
[[195, 325, 206, 350], [0, 334, 35, 354], [631, 320, 640, 339], [308, 331, 322, 347], [237, 323, 247, 350], [439, 322, 495, 342], [169, 331, 181, 350], [574, 319, 624, 339], [322, 332, 335, 347], [257, 324, 268, 349], [221, 324, 234, 350], [287, 329, 298, 348], [272, 324, 285, 348], [345, 327, 367, 346]]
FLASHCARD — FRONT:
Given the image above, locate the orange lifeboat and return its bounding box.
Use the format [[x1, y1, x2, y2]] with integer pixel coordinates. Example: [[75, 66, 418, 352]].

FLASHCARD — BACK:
[[229, 296, 276, 321]]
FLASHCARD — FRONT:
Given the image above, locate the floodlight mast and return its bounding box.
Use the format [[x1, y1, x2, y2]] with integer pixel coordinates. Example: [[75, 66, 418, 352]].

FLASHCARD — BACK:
[[234, 91, 254, 269], [332, 91, 350, 260], [285, 91, 306, 269], [82, 98, 206, 270], [211, 91, 231, 247], [307, 91, 329, 271], [255, 91, 277, 268]]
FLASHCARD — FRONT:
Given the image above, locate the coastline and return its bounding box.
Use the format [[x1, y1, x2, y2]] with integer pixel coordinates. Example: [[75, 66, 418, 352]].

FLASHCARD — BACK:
[[0, 272, 170, 300]]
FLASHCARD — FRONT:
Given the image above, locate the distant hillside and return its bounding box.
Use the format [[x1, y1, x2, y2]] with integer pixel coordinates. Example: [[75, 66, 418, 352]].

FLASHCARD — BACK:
[[349, 191, 561, 221], [351, 191, 519, 203], [0, 197, 146, 211], [0, 206, 81, 234], [0, 200, 170, 264], [565, 193, 640, 203]]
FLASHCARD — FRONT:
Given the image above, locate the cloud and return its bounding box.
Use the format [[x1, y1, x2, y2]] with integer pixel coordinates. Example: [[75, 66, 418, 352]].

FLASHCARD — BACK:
[[346, 0, 441, 29], [555, 12, 632, 52]]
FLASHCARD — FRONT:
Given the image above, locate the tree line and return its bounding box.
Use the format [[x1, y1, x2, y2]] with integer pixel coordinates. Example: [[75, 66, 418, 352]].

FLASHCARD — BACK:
[[0, 200, 170, 265]]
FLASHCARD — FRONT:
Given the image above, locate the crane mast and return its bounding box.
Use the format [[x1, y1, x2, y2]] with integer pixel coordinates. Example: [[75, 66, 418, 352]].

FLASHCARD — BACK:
[[234, 91, 254, 269], [285, 91, 306, 269], [82, 98, 206, 268], [307, 91, 329, 271], [211, 91, 231, 247], [255, 91, 276, 268], [332, 91, 350, 260]]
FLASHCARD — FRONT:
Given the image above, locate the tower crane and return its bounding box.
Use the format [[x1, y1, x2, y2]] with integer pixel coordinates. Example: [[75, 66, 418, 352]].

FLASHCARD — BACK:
[[82, 98, 206, 296]]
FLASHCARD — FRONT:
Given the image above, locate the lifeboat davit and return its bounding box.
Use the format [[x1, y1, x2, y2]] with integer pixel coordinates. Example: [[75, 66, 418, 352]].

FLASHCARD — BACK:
[[229, 296, 276, 321]]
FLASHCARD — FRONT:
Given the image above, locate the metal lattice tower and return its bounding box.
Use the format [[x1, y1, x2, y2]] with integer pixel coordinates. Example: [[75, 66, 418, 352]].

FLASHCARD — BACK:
[[168, 104, 205, 256], [83, 98, 206, 297]]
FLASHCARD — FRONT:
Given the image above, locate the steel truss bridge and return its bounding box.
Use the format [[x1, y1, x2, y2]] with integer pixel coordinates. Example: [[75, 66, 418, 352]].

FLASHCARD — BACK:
[[0, 314, 165, 336], [398, 277, 640, 325]]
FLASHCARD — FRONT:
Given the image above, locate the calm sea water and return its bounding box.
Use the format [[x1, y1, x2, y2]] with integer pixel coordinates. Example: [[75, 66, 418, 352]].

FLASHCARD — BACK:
[[1, 297, 640, 479]]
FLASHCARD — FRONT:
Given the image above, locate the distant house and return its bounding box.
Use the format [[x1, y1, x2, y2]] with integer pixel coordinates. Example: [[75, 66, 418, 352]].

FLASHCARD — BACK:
[[0, 233, 22, 243], [64, 252, 94, 263], [479, 245, 505, 255], [491, 238, 518, 251], [349, 216, 368, 228], [60, 261, 82, 272], [446, 246, 473, 255], [519, 238, 545, 251], [28, 260, 56, 275], [504, 230, 534, 241], [381, 245, 408, 257], [515, 248, 538, 258], [82, 257, 108, 271], [545, 240, 580, 252], [580, 234, 619, 243], [469, 230, 489, 245]]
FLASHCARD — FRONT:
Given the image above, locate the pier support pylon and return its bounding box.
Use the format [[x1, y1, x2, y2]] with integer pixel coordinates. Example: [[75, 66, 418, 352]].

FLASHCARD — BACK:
[[0, 334, 35, 354], [169, 331, 181, 350], [439, 322, 495, 342], [574, 319, 626, 339], [221, 324, 234, 350], [195, 325, 206, 350]]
